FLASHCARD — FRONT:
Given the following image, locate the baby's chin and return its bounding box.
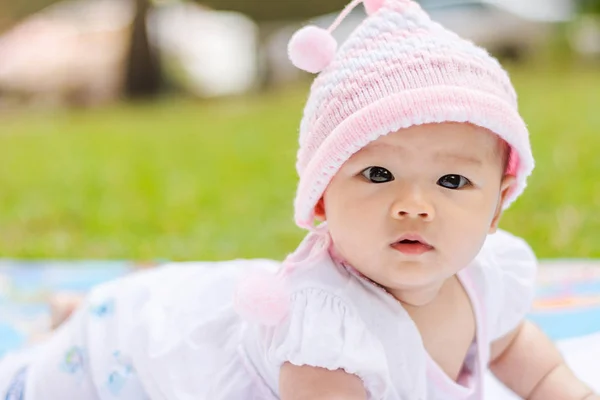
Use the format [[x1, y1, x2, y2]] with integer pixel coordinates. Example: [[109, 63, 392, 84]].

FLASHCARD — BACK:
[[379, 276, 448, 307], [364, 259, 461, 289]]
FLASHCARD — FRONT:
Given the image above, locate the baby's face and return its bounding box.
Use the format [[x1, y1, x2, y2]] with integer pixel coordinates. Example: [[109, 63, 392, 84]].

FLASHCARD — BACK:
[[317, 122, 514, 305]]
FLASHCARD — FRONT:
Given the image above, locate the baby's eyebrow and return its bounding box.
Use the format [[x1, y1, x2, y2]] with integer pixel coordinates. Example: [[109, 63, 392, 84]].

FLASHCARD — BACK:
[[433, 152, 483, 166], [359, 144, 485, 166]]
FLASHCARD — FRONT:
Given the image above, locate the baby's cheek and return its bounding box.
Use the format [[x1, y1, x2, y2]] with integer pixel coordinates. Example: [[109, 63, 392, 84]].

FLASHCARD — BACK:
[[330, 229, 371, 268], [460, 232, 488, 265], [442, 221, 486, 261]]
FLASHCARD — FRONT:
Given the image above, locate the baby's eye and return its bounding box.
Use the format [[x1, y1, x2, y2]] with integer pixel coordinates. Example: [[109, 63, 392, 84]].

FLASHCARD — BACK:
[[437, 174, 471, 189], [361, 166, 394, 183]]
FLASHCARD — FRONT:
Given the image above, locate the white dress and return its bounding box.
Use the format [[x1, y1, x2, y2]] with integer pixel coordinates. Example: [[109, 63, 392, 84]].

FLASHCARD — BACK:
[[0, 229, 537, 400]]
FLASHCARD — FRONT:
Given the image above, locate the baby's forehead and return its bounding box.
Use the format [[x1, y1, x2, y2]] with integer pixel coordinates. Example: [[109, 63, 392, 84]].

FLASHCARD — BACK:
[[360, 122, 503, 160]]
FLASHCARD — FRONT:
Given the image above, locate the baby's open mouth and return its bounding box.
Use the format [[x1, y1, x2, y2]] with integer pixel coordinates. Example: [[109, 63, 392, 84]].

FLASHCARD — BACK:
[[399, 239, 420, 244], [391, 238, 434, 255]]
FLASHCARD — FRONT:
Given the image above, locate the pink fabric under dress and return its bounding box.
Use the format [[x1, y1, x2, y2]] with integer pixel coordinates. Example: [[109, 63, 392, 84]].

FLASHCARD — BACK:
[[425, 270, 486, 400], [0, 229, 537, 400]]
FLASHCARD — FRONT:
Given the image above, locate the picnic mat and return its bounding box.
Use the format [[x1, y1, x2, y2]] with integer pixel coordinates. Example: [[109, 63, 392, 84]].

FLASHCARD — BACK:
[[1, 259, 599, 393]]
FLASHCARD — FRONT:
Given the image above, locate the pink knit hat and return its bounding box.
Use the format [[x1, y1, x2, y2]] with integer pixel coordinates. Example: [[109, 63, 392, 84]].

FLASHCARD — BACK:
[[289, 0, 534, 230]]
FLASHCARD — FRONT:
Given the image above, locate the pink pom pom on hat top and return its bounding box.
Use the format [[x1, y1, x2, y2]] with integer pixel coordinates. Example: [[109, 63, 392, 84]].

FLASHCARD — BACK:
[[289, 0, 534, 230], [234, 269, 291, 326], [288, 0, 386, 73]]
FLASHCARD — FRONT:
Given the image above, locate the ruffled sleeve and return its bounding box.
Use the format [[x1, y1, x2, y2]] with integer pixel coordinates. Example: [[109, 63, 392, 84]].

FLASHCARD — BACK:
[[261, 287, 391, 399], [478, 229, 538, 342]]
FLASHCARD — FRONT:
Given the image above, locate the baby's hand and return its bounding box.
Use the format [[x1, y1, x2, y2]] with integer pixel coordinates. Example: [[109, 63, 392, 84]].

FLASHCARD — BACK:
[[50, 292, 84, 329]]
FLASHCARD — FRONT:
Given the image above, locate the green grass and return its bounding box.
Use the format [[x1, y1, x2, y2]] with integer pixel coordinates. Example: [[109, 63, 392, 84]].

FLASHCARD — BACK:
[[500, 65, 600, 258], [0, 65, 599, 260]]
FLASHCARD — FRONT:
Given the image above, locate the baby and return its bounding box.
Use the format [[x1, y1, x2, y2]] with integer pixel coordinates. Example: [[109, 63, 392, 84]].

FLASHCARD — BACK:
[[0, 0, 597, 399]]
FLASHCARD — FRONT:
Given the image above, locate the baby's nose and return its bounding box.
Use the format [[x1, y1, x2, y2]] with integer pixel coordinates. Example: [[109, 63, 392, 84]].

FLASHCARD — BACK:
[[391, 192, 435, 221]]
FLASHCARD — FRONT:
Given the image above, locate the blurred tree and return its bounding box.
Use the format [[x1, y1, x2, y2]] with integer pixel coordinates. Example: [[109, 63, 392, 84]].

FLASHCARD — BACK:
[[124, 0, 163, 98], [0, 0, 55, 25], [580, 0, 600, 14], [0, 0, 163, 99], [0, 3, 11, 31]]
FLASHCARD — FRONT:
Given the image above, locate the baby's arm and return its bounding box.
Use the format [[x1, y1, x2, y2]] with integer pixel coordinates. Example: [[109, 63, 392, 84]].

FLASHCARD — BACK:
[[490, 320, 598, 400], [279, 362, 367, 400]]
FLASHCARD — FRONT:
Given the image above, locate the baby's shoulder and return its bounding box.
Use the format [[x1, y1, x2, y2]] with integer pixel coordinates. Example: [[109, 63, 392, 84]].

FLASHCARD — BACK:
[[467, 229, 538, 341], [285, 253, 420, 335], [286, 253, 386, 314], [470, 229, 537, 282], [286, 252, 353, 294]]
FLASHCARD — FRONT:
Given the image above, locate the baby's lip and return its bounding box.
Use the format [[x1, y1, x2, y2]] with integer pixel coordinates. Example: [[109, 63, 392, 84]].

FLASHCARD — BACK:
[[392, 234, 433, 248], [390, 234, 434, 255]]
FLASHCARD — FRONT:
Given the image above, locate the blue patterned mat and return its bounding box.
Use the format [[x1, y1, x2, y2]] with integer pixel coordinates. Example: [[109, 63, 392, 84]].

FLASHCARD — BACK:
[[1, 260, 600, 358]]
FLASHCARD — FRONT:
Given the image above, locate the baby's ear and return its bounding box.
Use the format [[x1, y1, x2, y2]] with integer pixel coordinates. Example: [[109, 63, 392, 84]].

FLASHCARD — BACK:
[[314, 198, 326, 222], [489, 175, 516, 233]]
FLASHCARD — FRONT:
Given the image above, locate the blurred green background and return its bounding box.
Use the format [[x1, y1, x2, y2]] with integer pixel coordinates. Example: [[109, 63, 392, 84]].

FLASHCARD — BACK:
[[0, 0, 599, 261]]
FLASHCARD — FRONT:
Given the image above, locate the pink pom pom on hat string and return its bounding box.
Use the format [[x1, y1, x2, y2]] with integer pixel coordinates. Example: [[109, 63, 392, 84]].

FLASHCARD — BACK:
[[233, 268, 291, 326], [288, 0, 386, 74], [233, 225, 333, 326]]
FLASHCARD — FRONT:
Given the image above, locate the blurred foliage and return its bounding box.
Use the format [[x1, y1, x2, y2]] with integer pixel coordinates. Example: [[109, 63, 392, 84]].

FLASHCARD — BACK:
[[0, 0, 353, 24], [2, 0, 598, 26], [0, 0, 353, 27], [5, 0, 600, 23], [0, 0, 53, 27], [579, 0, 600, 14], [201, 0, 349, 21]]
